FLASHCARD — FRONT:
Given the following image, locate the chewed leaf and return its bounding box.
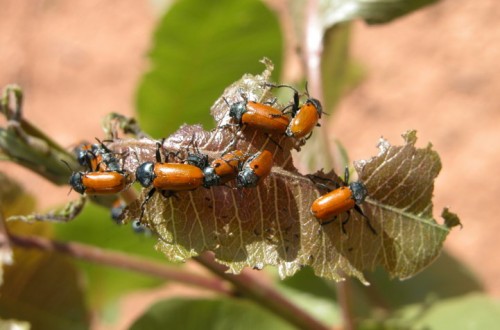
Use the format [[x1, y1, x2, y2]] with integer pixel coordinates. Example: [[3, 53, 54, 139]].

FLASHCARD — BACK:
[[354, 130, 460, 278], [116, 62, 458, 282]]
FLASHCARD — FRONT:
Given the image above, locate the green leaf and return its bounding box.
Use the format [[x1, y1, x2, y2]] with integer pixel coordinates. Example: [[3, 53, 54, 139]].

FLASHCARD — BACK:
[[376, 293, 500, 330], [0, 248, 89, 330], [0, 173, 35, 288], [289, 0, 437, 56], [281, 267, 337, 300], [0, 86, 78, 186], [320, 0, 439, 26], [53, 203, 164, 309], [276, 285, 340, 326], [137, 0, 282, 138], [356, 252, 484, 311], [7, 197, 86, 223], [130, 297, 294, 330], [0, 172, 36, 218], [321, 23, 364, 113]]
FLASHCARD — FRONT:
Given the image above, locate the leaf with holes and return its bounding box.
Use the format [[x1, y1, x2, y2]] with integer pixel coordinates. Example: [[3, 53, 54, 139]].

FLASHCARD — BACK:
[[113, 60, 459, 282]]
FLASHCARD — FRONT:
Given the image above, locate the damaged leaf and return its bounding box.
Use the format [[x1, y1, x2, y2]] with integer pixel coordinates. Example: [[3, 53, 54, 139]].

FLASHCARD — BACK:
[[113, 61, 458, 282]]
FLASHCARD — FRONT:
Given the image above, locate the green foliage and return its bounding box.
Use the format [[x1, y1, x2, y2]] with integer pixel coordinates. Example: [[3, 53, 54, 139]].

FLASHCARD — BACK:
[[130, 297, 294, 330], [0, 172, 36, 218], [1, 221, 89, 330], [136, 0, 283, 137], [0, 250, 89, 330], [376, 293, 500, 329], [360, 252, 483, 309], [53, 203, 165, 309], [321, 23, 365, 113]]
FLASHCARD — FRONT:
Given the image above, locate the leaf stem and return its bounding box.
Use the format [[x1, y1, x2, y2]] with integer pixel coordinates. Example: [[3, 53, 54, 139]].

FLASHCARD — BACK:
[[8, 233, 233, 295], [195, 253, 329, 330]]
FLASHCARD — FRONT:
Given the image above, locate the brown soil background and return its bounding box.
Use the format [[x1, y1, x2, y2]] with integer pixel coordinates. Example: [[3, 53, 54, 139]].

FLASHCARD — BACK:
[[1, 0, 499, 328]]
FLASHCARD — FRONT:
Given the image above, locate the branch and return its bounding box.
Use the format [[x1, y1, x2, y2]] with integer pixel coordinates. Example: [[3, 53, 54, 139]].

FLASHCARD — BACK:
[[8, 233, 232, 296], [195, 253, 329, 330]]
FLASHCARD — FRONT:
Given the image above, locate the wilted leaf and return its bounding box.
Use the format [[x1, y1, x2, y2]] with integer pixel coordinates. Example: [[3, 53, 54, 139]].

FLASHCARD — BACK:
[[354, 131, 460, 278], [130, 298, 294, 330], [7, 197, 86, 223], [113, 61, 458, 282]]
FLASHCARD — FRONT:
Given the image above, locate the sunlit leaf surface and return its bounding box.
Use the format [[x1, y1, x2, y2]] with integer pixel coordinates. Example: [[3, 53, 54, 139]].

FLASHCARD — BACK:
[[137, 0, 282, 137], [114, 61, 459, 282]]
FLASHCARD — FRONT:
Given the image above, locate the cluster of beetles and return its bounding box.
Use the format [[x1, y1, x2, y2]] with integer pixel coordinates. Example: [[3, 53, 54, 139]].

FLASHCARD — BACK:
[[68, 83, 376, 235]]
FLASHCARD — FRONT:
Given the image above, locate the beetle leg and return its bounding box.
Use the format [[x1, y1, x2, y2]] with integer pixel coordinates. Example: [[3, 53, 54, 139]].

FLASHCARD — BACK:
[[341, 212, 350, 235], [354, 204, 377, 235], [139, 187, 156, 221], [264, 134, 283, 150]]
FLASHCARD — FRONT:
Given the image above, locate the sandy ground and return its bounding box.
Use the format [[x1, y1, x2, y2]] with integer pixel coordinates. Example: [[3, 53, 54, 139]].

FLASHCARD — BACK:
[[1, 0, 499, 328]]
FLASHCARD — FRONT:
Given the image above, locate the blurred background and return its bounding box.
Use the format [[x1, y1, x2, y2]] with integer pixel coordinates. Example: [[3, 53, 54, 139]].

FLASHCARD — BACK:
[[0, 0, 498, 327]]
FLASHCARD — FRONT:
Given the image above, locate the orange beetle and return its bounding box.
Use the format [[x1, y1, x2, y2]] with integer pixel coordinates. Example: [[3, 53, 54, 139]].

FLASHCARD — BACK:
[[136, 162, 204, 192], [237, 150, 273, 188], [70, 171, 127, 195], [310, 167, 376, 235], [203, 150, 249, 187], [75, 139, 121, 172], [228, 98, 290, 135], [135, 142, 205, 218], [266, 83, 323, 139], [286, 97, 322, 139]]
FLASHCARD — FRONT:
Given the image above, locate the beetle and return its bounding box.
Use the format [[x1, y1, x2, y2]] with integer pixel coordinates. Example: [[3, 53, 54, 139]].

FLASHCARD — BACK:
[[110, 198, 126, 223], [74, 139, 121, 172], [265, 83, 323, 139], [203, 150, 249, 188], [226, 96, 290, 135], [183, 136, 210, 170], [236, 150, 273, 188], [135, 142, 205, 218], [310, 167, 376, 235], [69, 171, 128, 195]]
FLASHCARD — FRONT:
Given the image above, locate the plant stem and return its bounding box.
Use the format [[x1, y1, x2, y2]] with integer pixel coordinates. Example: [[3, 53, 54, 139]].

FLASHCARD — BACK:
[[303, 1, 356, 329], [336, 280, 356, 330], [8, 233, 232, 295], [195, 253, 329, 330]]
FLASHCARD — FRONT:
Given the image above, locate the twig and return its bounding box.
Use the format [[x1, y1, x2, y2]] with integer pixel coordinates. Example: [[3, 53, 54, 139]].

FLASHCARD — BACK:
[[195, 253, 329, 330], [8, 233, 232, 296]]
